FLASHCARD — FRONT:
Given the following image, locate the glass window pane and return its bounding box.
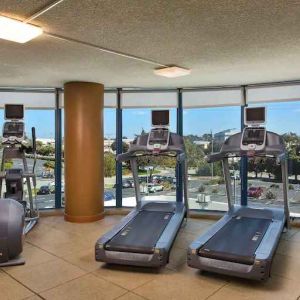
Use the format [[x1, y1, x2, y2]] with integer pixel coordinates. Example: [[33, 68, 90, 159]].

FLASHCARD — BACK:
[[122, 108, 177, 207], [103, 108, 116, 207], [27, 109, 56, 209], [0, 103, 56, 209], [248, 101, 300, 217], [183, 106, 241, 212]]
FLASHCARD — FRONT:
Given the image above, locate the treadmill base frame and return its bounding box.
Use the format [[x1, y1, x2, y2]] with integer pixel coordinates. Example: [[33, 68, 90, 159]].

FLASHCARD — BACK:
[[95, 201, 186, 268], [187, 206, 285, 281]]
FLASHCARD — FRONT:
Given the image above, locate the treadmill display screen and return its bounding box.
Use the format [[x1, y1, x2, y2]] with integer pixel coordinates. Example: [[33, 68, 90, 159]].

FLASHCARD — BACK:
[[5, 104, 24, 120], [3, 122, 24, 138], [152, 110, 169, 126], [242, 128, 266, 146], [148, 128, 169, 145]]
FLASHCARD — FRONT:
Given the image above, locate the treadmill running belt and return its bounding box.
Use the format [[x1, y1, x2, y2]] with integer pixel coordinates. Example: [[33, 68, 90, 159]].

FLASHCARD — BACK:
[[199, 216, 272, 265], [105, 210, 174, 254]]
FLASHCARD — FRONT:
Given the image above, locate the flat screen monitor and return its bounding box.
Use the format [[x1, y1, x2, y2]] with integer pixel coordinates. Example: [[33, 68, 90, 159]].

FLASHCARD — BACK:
[[152, 110, 169, 126], [5, 104, 24, 120], [244, 107, 265, 125]]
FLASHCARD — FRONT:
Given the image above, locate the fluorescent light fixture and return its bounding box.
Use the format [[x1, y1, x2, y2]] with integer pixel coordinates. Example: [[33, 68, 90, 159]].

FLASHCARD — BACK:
[[154, 66, 191, 78], [0, 16, 43, 43]]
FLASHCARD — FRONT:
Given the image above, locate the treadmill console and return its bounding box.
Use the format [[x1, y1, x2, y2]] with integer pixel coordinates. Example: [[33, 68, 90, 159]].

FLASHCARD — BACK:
[[241, 107, 266, 152], [241, 127, 266, 151], [147, 110, 170, 153], [2, 104, 25, 145]]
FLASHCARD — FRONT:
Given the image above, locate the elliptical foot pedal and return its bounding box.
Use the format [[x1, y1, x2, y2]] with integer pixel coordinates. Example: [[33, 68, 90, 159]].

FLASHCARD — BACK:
[[0, 256, 25, 267]]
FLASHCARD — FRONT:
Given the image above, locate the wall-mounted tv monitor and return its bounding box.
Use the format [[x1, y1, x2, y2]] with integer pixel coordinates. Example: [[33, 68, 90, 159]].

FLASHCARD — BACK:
[[5, 104, 24, 120], [152, 110, 169, 126], [244, 107, 265, 125]]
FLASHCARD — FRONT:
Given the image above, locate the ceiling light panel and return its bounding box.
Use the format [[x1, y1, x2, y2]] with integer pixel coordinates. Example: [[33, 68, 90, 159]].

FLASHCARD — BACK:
[[154, 66, 191, 78], [0, 16, 43, 43]]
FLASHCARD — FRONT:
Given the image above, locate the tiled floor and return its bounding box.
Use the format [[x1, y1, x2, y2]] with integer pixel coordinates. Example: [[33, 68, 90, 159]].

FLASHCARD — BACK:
[[1, 215, 300, 300]]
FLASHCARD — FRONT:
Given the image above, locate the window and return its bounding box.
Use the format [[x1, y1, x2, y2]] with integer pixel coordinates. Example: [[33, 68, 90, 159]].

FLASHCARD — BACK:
[[103, 108, 116, 207], [26, 109, 56, 209], [183, 106, 241, 211], [247, 101, 300, 216], [121, 108, 177, 207], [0, 91, 56, 209]]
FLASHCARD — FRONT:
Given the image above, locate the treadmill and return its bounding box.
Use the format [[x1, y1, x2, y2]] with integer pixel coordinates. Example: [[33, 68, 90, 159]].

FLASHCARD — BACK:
[[95, 110, 188, 267], [188, 107, 290, 280]]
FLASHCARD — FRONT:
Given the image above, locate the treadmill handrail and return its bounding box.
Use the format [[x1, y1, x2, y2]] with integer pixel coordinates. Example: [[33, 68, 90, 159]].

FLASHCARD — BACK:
[[116, 148, 185, 162], [206, 150, 287, 163]]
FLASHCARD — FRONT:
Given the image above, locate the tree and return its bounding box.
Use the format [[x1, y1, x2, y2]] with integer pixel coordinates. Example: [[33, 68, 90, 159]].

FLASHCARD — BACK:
[[184, 137, 205, 169], [248, 157, 265, 178], [37, 144, 55, 156], [43, 161, 55, 169], [282, 132, 300, 181], [111, 141, 129, 153], [104, 153, 116, 177]]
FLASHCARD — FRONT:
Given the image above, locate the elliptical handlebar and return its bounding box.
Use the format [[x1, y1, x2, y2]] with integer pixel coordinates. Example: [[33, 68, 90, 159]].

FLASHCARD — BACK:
[[31, 127, 37, 173], [32, 127, 36, 154]]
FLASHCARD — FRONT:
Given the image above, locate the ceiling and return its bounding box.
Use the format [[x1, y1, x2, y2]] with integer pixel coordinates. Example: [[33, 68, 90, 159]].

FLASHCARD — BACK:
[[1, 0, 300, 88]]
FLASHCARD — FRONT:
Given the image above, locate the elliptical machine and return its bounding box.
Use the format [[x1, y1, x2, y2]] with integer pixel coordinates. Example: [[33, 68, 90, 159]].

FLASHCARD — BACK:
[[0, 104, 39, 267]]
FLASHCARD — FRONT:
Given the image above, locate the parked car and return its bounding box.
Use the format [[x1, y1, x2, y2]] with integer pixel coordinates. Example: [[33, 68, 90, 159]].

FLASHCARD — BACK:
[[123, 180, 135, 188], [37, 185, 51, 195], [42, 171, 54, 179], [247, 186, 263, 198], [148, 184, 164, 193], [104, 191, 115, 201]]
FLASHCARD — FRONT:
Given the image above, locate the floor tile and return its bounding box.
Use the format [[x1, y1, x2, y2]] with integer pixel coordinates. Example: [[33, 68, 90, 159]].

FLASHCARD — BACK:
[[94, 264, 160, 290], [271, 253, 300, 280], [23, 295, 43, 300], [63, 248, 99, 272], [280, 227, 299, 241], [0, 270, 33, 300], [6, 258, 86, 293], [3, 245, 57, 274], [172, 231, 198, 249], [209, 275, 300, 300], [181, 219, 213, 235], [288, 229, 300, 243], [117, 292, 146, 300], [134, 266, 226, 300], [40, 273, 126, 300], [277, 239, 300, 259]]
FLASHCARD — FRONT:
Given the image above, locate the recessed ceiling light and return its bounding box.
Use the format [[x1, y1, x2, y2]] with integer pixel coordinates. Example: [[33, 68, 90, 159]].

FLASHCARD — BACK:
[[0, 16, 43, 43], [154, 66, 191, 78]]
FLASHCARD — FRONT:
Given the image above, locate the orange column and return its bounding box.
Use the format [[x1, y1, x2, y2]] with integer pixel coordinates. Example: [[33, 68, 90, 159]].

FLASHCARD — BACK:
[[64, 82, 104, 223]]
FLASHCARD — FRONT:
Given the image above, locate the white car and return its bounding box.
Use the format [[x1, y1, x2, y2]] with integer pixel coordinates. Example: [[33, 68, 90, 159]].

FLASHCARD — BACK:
[[148, 184, 164, 193]]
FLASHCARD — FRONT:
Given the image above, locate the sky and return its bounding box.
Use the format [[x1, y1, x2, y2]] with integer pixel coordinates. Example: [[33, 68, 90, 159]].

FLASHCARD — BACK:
[[0, 101, 299, 139]]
